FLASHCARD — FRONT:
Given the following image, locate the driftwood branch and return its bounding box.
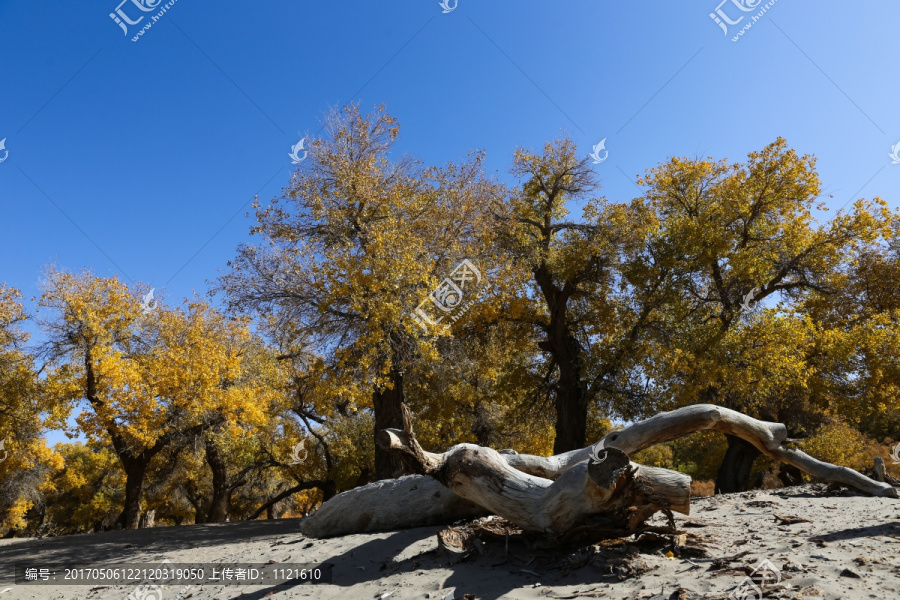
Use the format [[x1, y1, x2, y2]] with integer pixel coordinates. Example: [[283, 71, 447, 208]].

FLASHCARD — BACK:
[[373, 405, 690, 538], [501, 404, 897, 498], [301, 404, 897, 540]]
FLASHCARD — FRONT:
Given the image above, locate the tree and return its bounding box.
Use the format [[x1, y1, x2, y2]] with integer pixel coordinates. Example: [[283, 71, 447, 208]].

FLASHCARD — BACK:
[[800, 217, 900, 439], [496, 139, 652, 453], [39, 270, 274, 528], [406, 324, 555, 456], [220, 104, 499, 479], [43, 441, 124, 534], [200, 341, 287, 523], [634, 138, 889, 492], [0, 285, 59, 533]]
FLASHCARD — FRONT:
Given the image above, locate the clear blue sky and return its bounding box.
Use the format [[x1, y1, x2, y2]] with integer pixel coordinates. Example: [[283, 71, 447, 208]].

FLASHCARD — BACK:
[[1, 1, 898, 442]]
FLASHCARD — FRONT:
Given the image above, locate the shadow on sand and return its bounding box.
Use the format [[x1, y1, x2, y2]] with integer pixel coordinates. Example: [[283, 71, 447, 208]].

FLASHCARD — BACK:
[[0, 519, 304, 586], [226, 526, 635, 600], [1, 520, 675, 600]]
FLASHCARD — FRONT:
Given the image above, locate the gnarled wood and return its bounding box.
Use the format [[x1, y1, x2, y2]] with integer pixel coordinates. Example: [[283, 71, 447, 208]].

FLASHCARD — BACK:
[[503, 404, 897, 498], [302, 404, 896, 540], [375, 406, 691, 537], [299, 475, 487, 538]]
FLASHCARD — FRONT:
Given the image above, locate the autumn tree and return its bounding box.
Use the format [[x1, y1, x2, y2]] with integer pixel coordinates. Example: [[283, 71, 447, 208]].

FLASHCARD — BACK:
[[799, 217, 900, 439], [0, 285, 60, 533], [198, 341, 288, 523], [406, 323, 555, 456], [494, 139, 653, 453], [634, 138, 889, 492], [39, 270, 276, 528], [220, 104, 500, 479], [43, 441, 125, 534]]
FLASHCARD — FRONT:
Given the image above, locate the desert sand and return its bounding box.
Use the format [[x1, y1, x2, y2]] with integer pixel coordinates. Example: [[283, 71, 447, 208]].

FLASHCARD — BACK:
[[1, 484, 899, 600]]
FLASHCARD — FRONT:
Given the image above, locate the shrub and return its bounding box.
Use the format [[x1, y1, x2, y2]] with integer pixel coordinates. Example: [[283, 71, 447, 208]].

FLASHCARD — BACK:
[[690, 480, 715, 497], [802, 420, 871, 472]]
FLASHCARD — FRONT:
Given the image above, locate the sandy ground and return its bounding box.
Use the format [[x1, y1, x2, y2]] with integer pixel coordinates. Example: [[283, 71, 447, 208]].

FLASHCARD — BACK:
[[1, 484, 899, 600]]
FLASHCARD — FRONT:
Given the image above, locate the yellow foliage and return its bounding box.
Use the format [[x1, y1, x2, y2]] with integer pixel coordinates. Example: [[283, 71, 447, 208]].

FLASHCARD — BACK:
[[0, 284, 57, 531], [5, 131, 900, 535], [44, 442, 125, 533], [40, 270, 275, 452], [802, 420, 872, 472]]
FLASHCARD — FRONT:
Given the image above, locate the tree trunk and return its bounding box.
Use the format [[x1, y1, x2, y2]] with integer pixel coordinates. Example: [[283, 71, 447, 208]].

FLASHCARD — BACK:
[[715, 434, 762, 494], [376, 408, 689, 538], [205, 436, 230, 523], [302, 403, 897, 539], [777, 462, 804, 487], [541, 329, 588, 454], [139, 509, 155, 529], [183, 482, 208, 524], [535, 265, 590, 454], [354, 467, 372, 488], [554, 365, 587, 455], [250, 480, 334, 520], [372, 368, 407, 480], [300, 475, 488, 538], [471, 400, 495, 447], [119, 458, 148, 530]]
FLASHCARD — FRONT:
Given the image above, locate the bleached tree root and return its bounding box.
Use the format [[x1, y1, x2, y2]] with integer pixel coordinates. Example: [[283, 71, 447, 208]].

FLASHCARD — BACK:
[[299, 475, 488, 538], [302, 404, 897, 539]]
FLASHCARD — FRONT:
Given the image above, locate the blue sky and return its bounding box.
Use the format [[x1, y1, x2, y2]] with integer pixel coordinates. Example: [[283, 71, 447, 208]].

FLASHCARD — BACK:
[[1, 1, 898, 441]]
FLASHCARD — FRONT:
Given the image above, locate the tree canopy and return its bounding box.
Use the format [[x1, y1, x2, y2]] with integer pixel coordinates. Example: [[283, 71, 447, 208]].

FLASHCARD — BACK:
[[2, 107, 898, 534]]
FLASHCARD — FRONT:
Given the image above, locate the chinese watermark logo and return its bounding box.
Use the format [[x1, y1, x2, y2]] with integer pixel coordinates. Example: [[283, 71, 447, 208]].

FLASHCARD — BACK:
[[289, 138, 308, 165], [588, 439, 607, 465], [109, 0, 181, 42], [589, 138, 608, 164], [889, 141, 900, 165], [127, 559, 192, 600], [0, 438, 7, 464], [289, 436, 309, 465], [127, 584, 163, 600], [890, 442, 900, 465], [741, 287, 760, 312], [710, 0, 762, 34], [411, 259, 485, 333], [140, 289, 157, 315], [710, 0, 779, 42], [729, 558, 781, 599], [439, 0, 458, 14], [0, 139, 8, 164], [110, 0, 162, 35]]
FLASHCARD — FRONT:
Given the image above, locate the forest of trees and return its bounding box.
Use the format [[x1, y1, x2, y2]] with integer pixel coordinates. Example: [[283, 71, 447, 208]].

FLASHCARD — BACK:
[[1, 104, 899, 536]]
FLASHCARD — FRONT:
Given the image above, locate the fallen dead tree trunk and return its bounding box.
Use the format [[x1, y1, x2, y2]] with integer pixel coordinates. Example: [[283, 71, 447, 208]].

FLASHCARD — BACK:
[[300, 404, 897, 539], [374, 405, 690, 540], [299, 475, 487, 538]]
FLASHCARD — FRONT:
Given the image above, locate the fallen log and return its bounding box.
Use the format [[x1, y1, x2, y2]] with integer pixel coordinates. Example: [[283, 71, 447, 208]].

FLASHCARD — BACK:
[[301, 404, 897, 539], [374, 404, 690, 539], [298, 475, 487, 538]]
